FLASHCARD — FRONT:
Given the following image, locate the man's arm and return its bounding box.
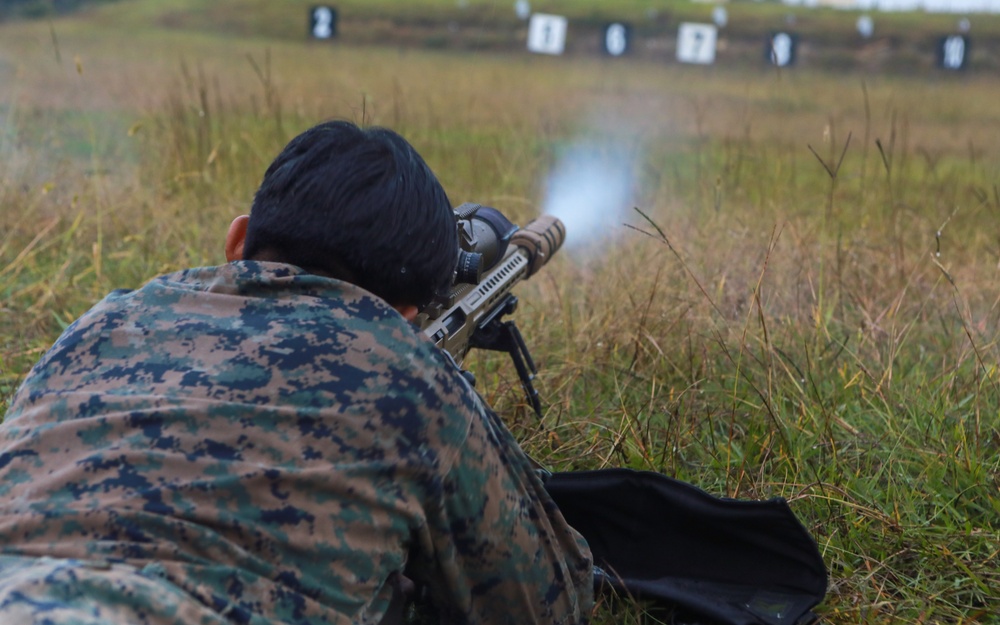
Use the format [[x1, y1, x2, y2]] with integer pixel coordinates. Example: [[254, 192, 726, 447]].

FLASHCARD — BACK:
[[412, 395, 593, 625]]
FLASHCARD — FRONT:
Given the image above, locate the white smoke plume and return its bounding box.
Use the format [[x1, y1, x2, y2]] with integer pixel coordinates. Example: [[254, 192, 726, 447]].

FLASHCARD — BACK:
[[541, 136, 639, 251]]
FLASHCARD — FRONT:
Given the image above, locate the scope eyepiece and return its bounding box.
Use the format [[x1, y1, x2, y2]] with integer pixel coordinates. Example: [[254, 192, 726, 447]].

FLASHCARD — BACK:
[[455, 250, 483, 285], [452, 202, 519, 286]]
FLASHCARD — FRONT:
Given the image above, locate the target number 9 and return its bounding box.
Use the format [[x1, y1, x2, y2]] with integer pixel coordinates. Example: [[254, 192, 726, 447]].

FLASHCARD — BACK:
[[769, 33, 794, 67]]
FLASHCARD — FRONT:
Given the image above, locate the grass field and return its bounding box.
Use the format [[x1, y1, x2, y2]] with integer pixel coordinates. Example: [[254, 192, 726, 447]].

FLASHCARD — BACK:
[[2, 1, 1000, 622]]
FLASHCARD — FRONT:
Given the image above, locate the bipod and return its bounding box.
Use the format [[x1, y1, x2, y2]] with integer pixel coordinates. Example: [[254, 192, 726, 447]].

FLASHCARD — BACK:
[[469, 294, 543, 419]]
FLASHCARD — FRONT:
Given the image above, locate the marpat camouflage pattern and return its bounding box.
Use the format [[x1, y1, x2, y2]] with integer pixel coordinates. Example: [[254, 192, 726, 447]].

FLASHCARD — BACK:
[[0, 261, 593, 625]]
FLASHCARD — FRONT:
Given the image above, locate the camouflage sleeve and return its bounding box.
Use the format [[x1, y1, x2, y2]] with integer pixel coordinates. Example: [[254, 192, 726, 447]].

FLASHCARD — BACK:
[[412, 391, 594, 625]]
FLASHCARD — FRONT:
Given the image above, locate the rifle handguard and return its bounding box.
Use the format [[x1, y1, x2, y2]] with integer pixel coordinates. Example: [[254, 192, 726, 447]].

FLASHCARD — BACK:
[[511, 215, 566, 278]]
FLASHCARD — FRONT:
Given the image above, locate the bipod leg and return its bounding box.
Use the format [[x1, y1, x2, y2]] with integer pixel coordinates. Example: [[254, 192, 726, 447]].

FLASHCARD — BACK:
[[499, 321, 542, 420], [470, 310, 543, 419]]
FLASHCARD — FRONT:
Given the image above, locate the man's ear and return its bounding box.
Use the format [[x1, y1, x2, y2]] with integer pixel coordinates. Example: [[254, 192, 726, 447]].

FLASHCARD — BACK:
[[393, 304, 420, 322], [225, 215, 250, 261]]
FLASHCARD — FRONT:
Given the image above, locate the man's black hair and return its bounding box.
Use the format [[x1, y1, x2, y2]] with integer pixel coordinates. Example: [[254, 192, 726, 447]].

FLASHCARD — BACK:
[[244, 120, 457, 308]]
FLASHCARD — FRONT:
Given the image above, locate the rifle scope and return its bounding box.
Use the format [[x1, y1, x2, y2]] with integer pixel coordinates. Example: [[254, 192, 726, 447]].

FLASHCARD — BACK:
[[421, 203, 565, 392], [454, 203, 565, 285]]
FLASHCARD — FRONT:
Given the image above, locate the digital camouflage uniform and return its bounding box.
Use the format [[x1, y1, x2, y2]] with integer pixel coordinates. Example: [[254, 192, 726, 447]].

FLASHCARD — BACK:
[[0, 261, 593, 625]]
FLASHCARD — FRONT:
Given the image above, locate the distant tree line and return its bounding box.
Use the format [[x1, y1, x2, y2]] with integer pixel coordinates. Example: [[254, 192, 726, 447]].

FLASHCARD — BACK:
[[0, 0, 122, 20]]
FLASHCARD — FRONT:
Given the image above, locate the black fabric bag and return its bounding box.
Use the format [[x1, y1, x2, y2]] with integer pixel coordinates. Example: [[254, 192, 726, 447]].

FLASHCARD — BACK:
[[545, 468, 828, 625]]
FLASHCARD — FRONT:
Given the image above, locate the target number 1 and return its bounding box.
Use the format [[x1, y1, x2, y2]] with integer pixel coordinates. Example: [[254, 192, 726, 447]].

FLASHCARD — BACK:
[[527, 14, 568, 55]]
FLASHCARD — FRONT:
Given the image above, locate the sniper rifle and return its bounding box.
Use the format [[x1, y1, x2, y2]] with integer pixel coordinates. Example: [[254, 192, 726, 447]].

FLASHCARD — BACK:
[[419, 203, 565, 418]]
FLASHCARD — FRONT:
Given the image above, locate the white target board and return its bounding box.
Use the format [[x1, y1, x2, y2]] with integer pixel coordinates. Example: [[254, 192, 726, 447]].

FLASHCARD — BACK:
[[676, 23, 717, 65], [767, 32, 798, 66], [310, 6, 338, 39], [857, 15, 874, 39], [527, 14, 568, 55], [937, 34, 970, 69], [603, 22, 631, 56], [712, 6, 728, 28], [514, 0, 530, 20]]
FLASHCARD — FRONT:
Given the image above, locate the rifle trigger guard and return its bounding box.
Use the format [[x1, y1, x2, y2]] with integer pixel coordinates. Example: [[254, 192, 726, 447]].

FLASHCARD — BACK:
[[441, 348, 477, 388]]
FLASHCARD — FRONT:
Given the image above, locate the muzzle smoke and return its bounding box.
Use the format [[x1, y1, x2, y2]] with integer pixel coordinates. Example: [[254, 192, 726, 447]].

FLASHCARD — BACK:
[[541, 140, 637, 251]]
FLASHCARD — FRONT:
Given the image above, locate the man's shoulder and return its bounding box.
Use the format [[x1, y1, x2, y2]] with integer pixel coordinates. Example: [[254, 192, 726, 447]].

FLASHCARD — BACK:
[[22, 260, 481, 420], [137, 261, 477, 398], [110, 261, 400, 325]]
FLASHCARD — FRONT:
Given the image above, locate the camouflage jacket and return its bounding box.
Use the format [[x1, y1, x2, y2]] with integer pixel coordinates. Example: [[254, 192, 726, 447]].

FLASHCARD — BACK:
[[0, 261, 593, 625]]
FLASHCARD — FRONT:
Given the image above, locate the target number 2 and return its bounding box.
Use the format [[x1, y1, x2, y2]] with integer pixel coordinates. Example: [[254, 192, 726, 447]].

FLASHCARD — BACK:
[[311, 6, 336, 39]]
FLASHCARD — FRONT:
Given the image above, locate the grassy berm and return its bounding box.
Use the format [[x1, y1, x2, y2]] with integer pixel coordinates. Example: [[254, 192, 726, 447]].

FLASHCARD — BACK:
[[1, 2, 999, 623]]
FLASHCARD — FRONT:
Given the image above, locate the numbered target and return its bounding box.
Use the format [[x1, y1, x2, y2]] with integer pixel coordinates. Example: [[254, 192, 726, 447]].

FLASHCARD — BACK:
[[676, 23, 717, 65], [310, 6, 338, 39], [937, 35, 970, 70], [712, 6, 728, 28], [514, 0, 531, 20], [766, 32, 798, 67], [602, 22, 632, 57], [527, 13, 568, 55], [856, 15, 874, 39]]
